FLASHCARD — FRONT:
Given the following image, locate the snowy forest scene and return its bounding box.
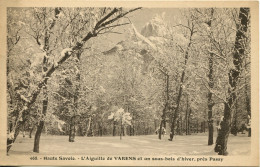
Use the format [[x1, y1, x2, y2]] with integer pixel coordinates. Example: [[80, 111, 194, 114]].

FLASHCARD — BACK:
[[7, 7, 252, 157]]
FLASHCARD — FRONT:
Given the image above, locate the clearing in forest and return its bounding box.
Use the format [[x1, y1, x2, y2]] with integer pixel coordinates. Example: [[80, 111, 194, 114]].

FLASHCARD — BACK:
[[8, 133, 250, 156]]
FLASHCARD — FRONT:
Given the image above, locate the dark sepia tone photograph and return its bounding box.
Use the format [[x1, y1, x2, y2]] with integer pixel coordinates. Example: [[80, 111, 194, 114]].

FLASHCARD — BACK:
[[0, 1, 259, 166]]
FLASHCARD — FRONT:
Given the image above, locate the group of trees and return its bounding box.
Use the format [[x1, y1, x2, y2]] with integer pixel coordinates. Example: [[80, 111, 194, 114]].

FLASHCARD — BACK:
[[7, 7, 141, 153], [128, 8, 250, 155], [7, 7, 250, 155]]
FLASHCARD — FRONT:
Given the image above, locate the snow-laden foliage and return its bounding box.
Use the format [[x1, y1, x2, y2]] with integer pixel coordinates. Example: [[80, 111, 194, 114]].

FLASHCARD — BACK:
[[108, 108, 132, 126], [6, 7, 251, 155]]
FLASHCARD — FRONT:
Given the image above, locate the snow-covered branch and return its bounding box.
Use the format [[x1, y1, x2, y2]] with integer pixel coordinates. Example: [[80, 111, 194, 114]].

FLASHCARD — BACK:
[[131, 23, 158, 51], [194, 72, 227, 104]]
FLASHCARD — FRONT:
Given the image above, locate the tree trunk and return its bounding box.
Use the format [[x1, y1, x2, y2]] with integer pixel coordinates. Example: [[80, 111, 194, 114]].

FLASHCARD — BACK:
[[159, 74, 169, 139], [129, 125, 132, 136], [185, 97, 188, 135], [214, 103, 232, 155], [33, 29, 51, 153], [7, 119, 25, 152], [7, 88, 32, 152], [159, 120, 163, 139], [33, 8, 61, 152], [99, 124, 103, 136], [154, 119, 158, 134], [188, 109, 191, 135], [29, 125, 34, 138], [208, 101, 214, 145], [120, 119, 122, 140], [177, 119, 180, 135], [204, 121, 206, 133], [113, 121, 116, 136], [89, 117, 94, 137], [207, 8, 215, 146], [169, 80, 184, 140], [33, 122, 43, 153], [68, 51, 81, 141], [196, 120, 199, 133], [33, 85, 48, 153], [214, 8, 249, 155], [86, 116, 92, 136], [33, 82, 48, 153], [244, 51, 251, 137], [169, 26, 194, 141], [180, 116, 183, 135], [69, 116, 76, 142], [22, 124, 26, 138], [231, 100, 238, 136], [122, 125, 125, 136], [132, 124, 135, 136]]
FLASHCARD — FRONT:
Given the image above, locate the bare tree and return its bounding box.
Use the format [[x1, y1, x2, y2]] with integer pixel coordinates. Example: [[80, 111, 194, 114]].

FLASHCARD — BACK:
[[169, 20, 196, 141], [214, 7, 249, 155]]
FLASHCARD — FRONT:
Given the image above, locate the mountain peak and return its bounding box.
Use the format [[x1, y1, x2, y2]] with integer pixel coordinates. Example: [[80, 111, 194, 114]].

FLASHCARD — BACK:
[[141, 12, 167, 37]]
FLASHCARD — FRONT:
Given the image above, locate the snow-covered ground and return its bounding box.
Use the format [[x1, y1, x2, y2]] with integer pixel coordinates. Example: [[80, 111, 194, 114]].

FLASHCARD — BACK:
[[9, 132, 250, 156]]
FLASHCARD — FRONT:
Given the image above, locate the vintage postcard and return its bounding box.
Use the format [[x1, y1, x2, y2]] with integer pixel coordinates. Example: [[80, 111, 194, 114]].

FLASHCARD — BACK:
[[0, 0, 259, 166]]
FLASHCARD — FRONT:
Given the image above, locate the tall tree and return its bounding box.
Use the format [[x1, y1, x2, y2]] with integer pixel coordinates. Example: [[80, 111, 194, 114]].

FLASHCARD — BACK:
[[68, 51, 82, 142], [207, 8, 215, 146], [33, 7, 62, 153], [169, 21, 195, 141], [214, 7, 249, 155], [159, 71, 169, 139]]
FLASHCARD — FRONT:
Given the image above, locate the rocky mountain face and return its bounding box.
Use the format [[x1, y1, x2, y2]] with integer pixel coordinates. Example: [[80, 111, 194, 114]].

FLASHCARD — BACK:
[[103, 13, 167, 74]]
